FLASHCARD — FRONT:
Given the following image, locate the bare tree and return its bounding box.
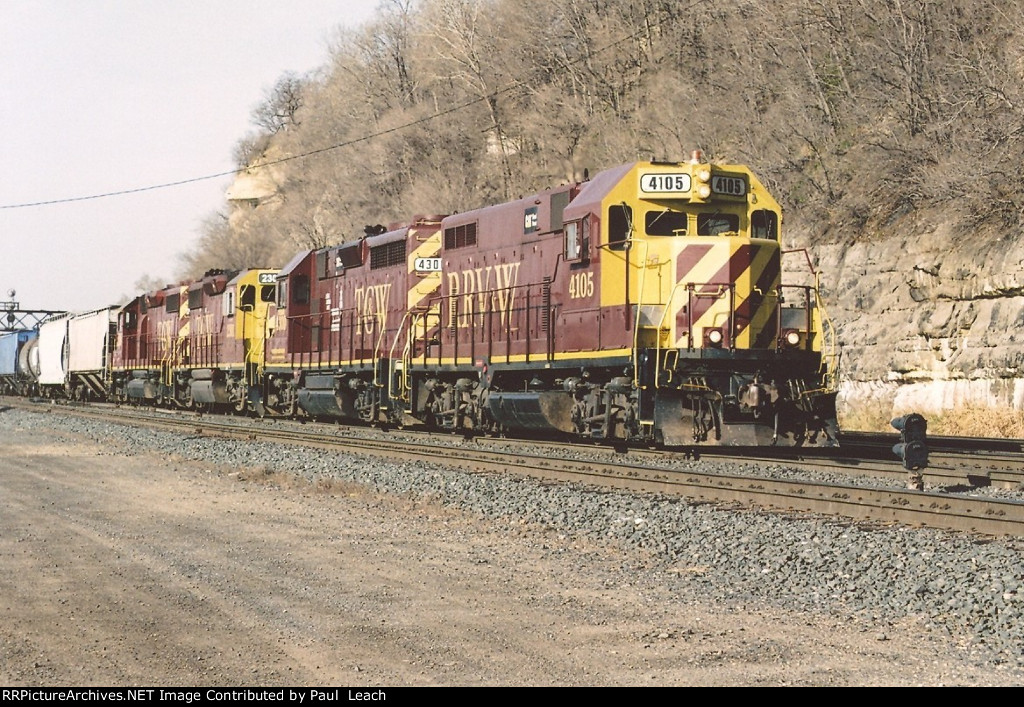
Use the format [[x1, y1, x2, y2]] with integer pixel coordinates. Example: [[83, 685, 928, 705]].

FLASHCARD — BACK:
[[181, 0, 1024, 278], [251, 71, 307, 135], [179, 212, 280, 280], [422, 0, 517, 198]]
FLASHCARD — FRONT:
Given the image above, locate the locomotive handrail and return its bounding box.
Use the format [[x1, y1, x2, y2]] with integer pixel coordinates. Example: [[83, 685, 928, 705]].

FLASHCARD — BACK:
[[629, 238, 650, 388], [386, 311, 413, 398], [780, 247, 839, 386], [689, 286, 729, 298], [773, 284, 813, 352], [814, 282, 841, 388], [418, 279, 556, 368], [372, 306, 392, 388], [654, 280, 687, 385], [244, 310, 269, 385], [286, 306, 386, 370], [782, 247, 818, 277], [652, 279, 832, 373]]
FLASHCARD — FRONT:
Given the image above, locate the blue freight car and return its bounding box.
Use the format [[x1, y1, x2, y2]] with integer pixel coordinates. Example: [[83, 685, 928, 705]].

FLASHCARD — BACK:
[[0, 329, 38, 395]]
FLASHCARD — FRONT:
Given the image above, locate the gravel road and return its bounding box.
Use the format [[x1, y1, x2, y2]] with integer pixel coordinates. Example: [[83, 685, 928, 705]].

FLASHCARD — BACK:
[[1, 406, 1022, 686]]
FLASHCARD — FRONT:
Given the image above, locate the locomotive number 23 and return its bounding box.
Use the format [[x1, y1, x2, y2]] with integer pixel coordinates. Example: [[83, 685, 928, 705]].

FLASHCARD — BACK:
[[569, 271, 594, 299]]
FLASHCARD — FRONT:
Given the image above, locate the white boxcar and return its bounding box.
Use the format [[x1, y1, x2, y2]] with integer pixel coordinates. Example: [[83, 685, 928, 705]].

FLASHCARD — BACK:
[[68, 307, 117, 373], [37, 315, 70, 386]]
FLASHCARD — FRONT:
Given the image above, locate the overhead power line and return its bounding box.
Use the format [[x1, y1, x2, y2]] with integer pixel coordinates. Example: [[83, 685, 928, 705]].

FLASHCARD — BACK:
[[0, 1, 699, 211], [0, 96, 486, 210]]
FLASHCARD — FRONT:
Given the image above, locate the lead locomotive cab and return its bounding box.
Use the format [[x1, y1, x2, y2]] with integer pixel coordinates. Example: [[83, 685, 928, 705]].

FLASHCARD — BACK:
[[396, 155, 839, 446]]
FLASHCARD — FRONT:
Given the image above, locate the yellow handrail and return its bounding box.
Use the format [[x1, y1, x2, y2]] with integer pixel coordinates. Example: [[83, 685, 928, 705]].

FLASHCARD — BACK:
[[628, 239, 650, 388], [386, 311, 413, 400]]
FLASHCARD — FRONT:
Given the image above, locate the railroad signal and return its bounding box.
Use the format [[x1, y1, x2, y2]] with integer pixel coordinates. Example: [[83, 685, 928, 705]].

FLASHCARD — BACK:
[[892, 413, 928, 471], [0, 289, 64, 332]]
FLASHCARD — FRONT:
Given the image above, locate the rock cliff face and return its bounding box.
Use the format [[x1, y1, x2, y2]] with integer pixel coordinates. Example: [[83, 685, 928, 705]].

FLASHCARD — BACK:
[[798, 222, 1024, 421]]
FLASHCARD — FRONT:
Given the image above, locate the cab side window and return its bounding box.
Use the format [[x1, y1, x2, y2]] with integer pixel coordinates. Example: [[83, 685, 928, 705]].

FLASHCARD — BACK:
[[751, 210, 779, 240], [240, 284, 256, 310], [608, 205, 632, 250], [223, 289, 236, 317], [292, 275, 310, 306]]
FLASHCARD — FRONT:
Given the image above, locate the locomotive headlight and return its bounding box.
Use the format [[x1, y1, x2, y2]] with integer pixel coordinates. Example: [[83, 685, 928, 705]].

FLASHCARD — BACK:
[[785, 330, 801, 347], [707, 328, 723, 345], [691, 163, 712, 202]]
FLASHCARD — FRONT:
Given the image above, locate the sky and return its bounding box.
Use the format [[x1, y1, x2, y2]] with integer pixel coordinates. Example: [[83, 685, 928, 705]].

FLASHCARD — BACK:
[[0, 0, 380, 313]]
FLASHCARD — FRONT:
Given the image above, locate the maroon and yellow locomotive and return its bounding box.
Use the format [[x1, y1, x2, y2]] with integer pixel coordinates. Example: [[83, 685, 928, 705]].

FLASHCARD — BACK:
[[112, 269, 276, 410], [256, 155, 839, 446]]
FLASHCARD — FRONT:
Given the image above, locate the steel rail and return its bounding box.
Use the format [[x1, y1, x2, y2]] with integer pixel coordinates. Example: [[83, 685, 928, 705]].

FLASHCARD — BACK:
[[6, 398, 1024, 537]]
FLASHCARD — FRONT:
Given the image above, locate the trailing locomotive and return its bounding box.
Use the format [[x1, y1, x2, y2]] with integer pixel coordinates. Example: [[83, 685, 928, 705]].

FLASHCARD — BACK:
[[110, 269, 276, 411], [19, 154, 840, 447]]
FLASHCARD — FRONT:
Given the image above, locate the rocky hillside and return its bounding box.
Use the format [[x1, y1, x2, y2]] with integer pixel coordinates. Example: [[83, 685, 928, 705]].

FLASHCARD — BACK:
[[809, 216, 1024, 423]]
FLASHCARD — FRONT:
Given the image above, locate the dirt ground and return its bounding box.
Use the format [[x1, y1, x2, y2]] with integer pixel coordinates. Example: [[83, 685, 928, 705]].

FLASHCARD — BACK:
[[0, 416, 1016, 686]]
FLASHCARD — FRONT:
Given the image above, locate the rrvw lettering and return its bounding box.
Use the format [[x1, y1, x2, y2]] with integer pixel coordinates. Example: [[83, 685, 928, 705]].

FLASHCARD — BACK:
[[446, 263, 521, 329]]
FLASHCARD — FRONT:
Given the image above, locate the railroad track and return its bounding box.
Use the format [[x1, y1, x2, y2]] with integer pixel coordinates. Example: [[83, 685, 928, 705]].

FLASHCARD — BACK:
[[837, 430, 1024, 488], [6, 397, 1024, 537]]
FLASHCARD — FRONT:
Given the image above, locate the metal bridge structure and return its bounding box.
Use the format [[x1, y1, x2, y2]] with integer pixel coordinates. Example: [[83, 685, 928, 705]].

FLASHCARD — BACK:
[[1, 290, 64, 332]]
